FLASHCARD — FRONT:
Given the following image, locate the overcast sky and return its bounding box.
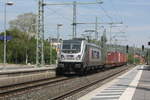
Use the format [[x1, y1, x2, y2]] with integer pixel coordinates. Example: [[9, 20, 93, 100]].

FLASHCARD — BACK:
[[0, 0, 150, 47]]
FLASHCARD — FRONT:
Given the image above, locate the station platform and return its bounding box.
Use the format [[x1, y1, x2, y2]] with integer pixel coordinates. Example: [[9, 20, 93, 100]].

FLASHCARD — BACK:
[[0, 64, 56, 70], [78, 65, 150, 100]]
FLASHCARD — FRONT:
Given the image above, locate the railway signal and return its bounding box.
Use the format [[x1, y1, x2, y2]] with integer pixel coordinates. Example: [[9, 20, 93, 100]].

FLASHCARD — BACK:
[[148, 42, 150, 45], [126, 45, 129, 53], [142, 45, 144, 51]]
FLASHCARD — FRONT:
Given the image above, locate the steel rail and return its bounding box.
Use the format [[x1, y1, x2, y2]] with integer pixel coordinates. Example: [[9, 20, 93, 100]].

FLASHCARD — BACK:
[[0, 76, 71, 97], [51, 67, 129, 100]]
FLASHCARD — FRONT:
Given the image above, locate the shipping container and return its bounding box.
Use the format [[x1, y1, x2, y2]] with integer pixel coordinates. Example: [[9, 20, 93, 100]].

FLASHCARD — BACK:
[[106, 52, 127, 66]]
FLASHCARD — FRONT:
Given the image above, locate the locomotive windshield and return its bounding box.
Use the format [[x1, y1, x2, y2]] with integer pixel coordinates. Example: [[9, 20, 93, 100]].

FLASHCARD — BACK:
[[62, 40, 81, 53]]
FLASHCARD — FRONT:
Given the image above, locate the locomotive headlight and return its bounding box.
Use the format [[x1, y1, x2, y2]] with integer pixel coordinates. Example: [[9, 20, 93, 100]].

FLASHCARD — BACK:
[[76, 55, 81, 60], [61, 55, 65, 60]]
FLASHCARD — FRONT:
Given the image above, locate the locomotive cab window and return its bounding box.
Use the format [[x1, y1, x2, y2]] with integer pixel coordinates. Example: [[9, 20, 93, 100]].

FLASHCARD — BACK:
[[72, 44, 81, 51], [62, 40, 82, 53], [62, 44, 71, 49]]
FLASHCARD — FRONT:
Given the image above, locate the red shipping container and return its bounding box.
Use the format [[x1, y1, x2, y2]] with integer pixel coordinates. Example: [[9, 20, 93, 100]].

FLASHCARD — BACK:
[[106, 51, 127, 66], [106, 52, 119, 64]]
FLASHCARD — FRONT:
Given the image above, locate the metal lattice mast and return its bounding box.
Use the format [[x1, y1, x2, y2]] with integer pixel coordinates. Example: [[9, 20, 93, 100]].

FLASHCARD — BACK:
[[95, 16, 98, 40], [73, 1, 77, 38], [36, 0, 44, 66], [35, 0, 103, 66], [101, 29, 107, 63], [76, 22, 123, 41], [43, 1, 103, 39]]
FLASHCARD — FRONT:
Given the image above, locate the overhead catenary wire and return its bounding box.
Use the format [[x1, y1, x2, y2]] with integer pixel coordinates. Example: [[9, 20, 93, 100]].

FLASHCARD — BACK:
[[108, 0, 123, 22], [98, 5, 113, 22], [44, 7, 73, 37], [45, 7, 73, 22], [44, 0, 126, 39]]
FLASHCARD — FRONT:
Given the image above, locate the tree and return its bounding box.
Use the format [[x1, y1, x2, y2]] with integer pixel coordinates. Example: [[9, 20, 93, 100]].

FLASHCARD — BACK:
[[128, 54, 134, 64], [0, 29, 26, 63], [0, 28, 57, 64], [9, 13, 37, 64], [9, 13, 37, 37]]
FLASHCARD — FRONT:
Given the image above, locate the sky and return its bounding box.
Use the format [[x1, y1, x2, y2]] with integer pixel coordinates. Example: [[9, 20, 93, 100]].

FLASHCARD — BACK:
[[0, 0, 150, 47]]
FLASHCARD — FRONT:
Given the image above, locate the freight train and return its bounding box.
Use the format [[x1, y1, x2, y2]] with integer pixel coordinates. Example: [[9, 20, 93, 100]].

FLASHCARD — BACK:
[[56, 38, 127, 75]]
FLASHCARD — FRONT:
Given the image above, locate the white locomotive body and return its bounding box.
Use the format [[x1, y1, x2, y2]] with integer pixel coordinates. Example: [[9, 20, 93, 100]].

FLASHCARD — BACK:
[[56, 38, 104, 75]]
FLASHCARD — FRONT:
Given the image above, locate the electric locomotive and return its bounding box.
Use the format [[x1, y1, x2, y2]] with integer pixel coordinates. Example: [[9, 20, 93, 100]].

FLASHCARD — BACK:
[[56, 38, 103, 75]]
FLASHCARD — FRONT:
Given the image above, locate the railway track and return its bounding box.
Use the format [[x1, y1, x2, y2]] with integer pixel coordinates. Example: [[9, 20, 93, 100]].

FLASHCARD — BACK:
[[50, 66, 130, 100], [0, 76, 71, 98], [0, 65, 134, 100]]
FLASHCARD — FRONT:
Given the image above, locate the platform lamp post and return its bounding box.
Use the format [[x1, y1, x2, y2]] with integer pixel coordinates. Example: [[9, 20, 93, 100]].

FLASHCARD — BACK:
[[3, 1, 14, 65]]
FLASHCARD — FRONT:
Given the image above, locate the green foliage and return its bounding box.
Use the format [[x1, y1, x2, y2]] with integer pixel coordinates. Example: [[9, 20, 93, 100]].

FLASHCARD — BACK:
[[146, 50, 150, 64], [44, 41, 57, 64], [128, 54, 140, 64], [89, 39, 101, 45], [134, 58, 140, 64], [9, 13, 36, 35], [0, 28, 56, 64], [128, 54, 134, 64]]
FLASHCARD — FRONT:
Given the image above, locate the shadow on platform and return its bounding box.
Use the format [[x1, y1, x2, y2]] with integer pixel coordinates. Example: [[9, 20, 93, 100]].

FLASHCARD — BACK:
[[115, 84, 150, 91]]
